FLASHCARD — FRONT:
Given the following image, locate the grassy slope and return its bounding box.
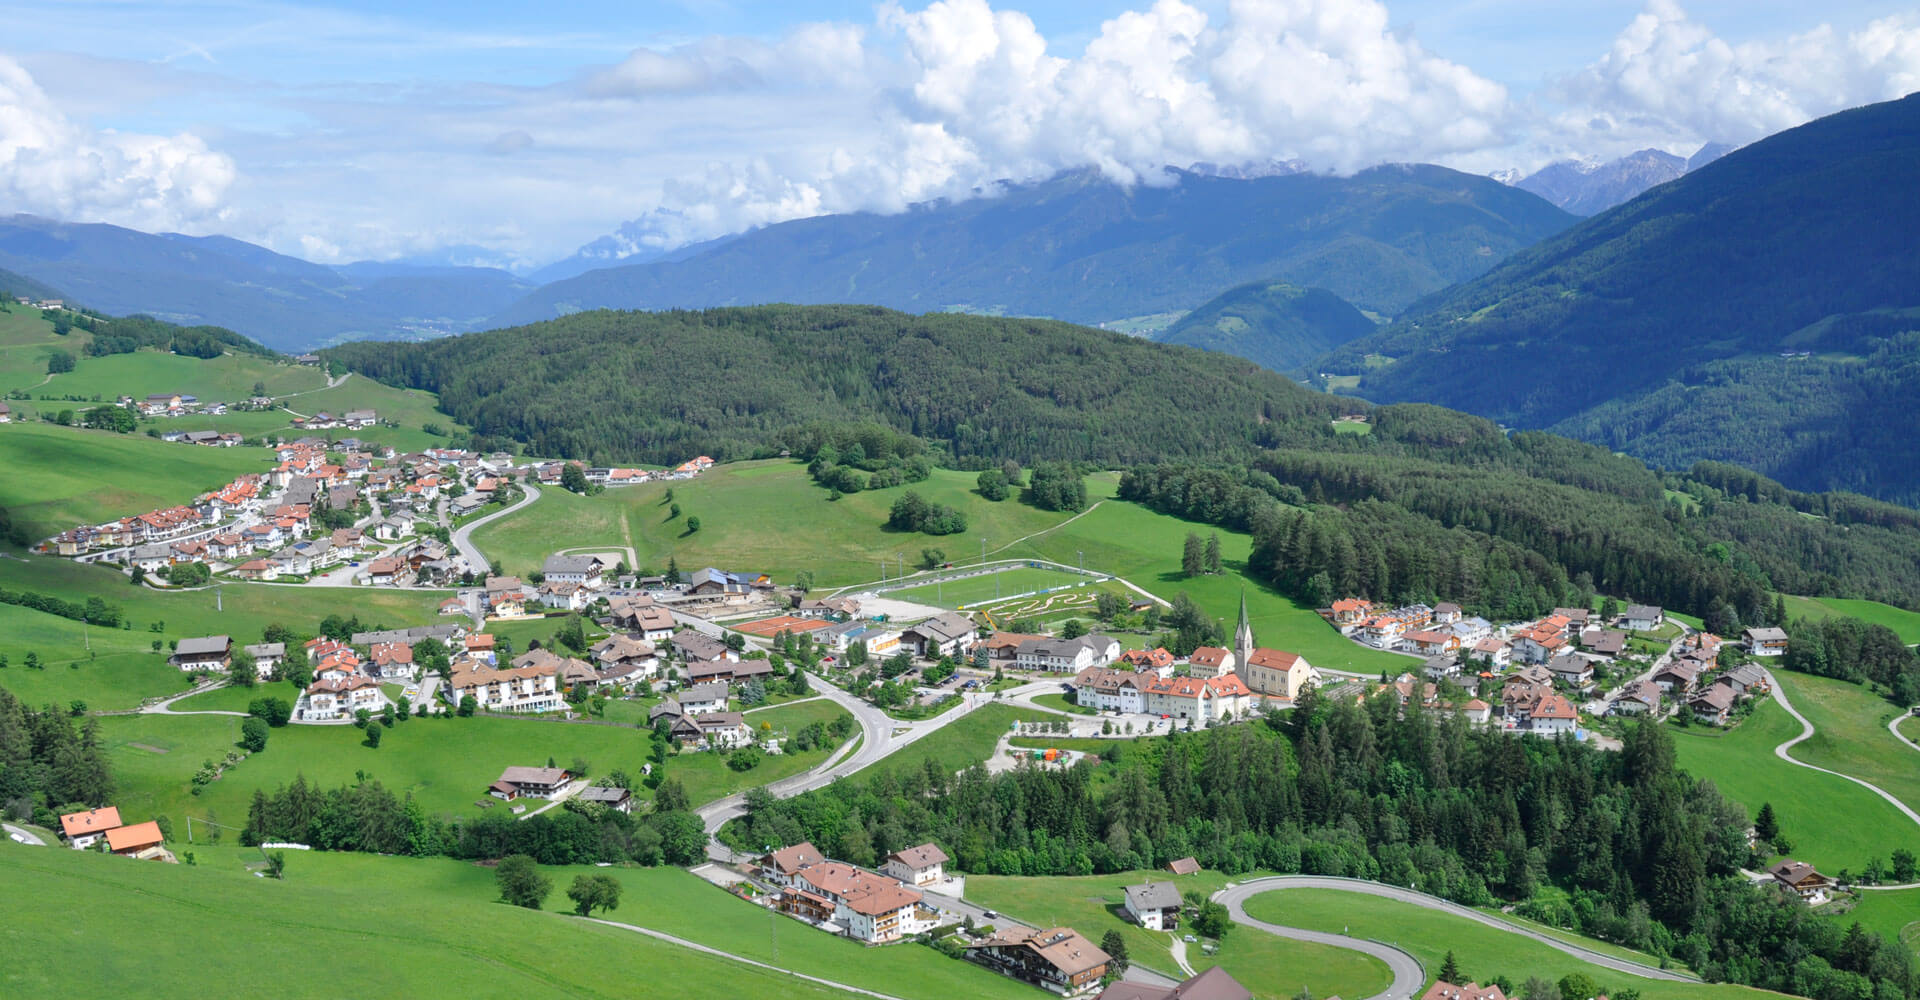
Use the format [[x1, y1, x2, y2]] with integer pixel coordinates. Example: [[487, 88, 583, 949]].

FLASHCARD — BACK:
[[473, 464, 1411, 674], [847, 703, 1048, 783], [670, 699, 853, 807], [41, 350, 323, 402], [892, 566, 1091, 609], [1769, 670, 1920, 822], [967, 870, 1392, 999], [1241, 889, 1778, 1000], [0, 308, 87, 395], [468, 460, 1077, 583], [0, 846, 872, 1000], [1669, 698, 1915, 871], [0, 422, 272, 542], [1780, 594, 1920, 644], [0, 603, 188, 710], [0, 554, 449, 642]]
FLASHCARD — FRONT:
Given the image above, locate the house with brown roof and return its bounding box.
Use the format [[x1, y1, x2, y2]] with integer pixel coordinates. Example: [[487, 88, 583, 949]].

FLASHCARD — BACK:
[[1116, 647, 1176, 674], [170, 635, 232, 672], [1768, 859, 1832, 902], [761, 842, 827, 886], [1653, 660, 1704, 695], [968, 927, 1111, 994], [1611, 680, 1663, 716], [1167, 857, 1201, 876], [607, 596, 677, 639], [1074, 666, 1149, 714], [1421, 981, 1508, 1000], [884, 842, 951, 886], [1096, 967, 1252, 1000], [489, 766, 573, 801], [982, 631, 1046, 665], [1580, 628, 1629, 658], [1186, 646, 1234, 677], [60, 806, 123, 849], [789, 861, 936, 943], [577, 785, 633, 812], [1691, 684, 1737, 725]]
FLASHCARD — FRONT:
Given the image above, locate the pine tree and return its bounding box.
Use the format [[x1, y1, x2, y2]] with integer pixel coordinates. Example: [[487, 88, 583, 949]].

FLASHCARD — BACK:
[[1440, 951, 1462, 984], [1754, 801, 1779, 842], [1182, 533, 1204, 577], [1204, 532, 1222, 574]]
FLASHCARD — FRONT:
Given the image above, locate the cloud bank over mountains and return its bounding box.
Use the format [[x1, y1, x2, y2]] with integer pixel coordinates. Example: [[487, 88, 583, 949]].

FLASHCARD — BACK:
[[1, 0, 1916, 267]]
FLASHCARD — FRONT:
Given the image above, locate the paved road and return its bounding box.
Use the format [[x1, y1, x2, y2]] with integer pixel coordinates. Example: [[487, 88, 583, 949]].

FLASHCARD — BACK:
[[450, 482, 541, 574], [1887, 711, 1920, 755], [1766, 667, 1920, 829], [4, 823, 46, 846], [139, 685, 249, 717], [1216, 876, 1697, 990]]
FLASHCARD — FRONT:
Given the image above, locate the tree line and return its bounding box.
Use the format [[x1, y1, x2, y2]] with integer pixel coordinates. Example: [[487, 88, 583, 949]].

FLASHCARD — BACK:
[[0, 687, 116, 828]]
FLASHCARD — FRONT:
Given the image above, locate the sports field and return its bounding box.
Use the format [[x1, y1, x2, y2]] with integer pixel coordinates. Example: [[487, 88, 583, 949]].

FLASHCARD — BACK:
[[890, 565, 1091, 609], [967, 869, 1393, 999], [1241, 888, 1779, 1000], [1669, 696, 1914, 871]]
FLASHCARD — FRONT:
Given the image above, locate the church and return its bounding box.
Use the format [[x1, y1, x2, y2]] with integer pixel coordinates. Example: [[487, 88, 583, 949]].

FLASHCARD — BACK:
[[1230, 591, 1321, 701]]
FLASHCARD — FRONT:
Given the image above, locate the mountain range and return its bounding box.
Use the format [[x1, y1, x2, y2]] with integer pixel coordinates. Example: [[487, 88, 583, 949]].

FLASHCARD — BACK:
[[0, 166, 1573, 352], [1503, 142, 1735, 216], [1324, 92, 1920, 503]]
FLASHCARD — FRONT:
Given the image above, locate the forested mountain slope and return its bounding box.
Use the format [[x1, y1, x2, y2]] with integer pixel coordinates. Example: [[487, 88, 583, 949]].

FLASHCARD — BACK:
[[1325, 93, 1920, 501], [498, 166, 1574, 327], [325, 305, 1355, 465], [1154, 281, 1376, 373]]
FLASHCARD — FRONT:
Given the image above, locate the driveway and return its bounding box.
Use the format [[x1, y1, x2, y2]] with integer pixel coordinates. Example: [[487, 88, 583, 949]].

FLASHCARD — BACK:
[[4, 823, 46, 846]]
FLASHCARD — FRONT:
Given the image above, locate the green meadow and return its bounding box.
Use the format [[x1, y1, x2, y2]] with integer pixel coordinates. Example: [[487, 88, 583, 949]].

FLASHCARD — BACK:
[[1768, 670, 1920, 821], [0, 421, 272, 542], [967, 869, 1393, 1000], [1241, 888, 1779, 1000], [0, 603, 188, 710], [1780, 594, 1920, 644], [0, 845, 865, 1000], [1670, 696, 1916, 871]]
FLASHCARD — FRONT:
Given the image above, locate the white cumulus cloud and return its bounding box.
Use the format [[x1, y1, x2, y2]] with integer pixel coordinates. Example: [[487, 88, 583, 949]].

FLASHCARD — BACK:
[[0, 55, 233, 231]]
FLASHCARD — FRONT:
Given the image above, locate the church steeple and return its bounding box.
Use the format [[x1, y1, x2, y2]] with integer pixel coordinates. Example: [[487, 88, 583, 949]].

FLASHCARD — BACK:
[[1233, 589, 1254, 668]]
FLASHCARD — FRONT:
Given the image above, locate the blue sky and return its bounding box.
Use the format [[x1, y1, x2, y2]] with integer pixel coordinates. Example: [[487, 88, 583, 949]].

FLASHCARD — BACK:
[[0, 0, 1915, 268]]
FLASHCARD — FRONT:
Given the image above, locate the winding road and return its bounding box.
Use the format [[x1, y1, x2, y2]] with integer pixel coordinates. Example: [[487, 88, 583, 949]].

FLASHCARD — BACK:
[[1763, 667, 1920, 830], [1887, 711, 1920, 755], [139, 685, 248, 717], [4, 823, 46, 846], [450, 482, 541, 573], [1215, 876, 1696, 997]]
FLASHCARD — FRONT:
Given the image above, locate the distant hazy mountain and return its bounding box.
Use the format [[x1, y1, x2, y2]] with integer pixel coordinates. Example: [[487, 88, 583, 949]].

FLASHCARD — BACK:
[[1326, 93, 1920, 502], [1516, 149, 1689, 216], [0, 217, 532, 350], [1155, 281, 1376, 374], [500, 166, 1575, 328], [1687, 142, 1736, 171]]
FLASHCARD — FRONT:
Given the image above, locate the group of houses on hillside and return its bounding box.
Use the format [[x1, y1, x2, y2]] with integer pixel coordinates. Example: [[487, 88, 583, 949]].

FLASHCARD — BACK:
[[56, 806, 173, 863]]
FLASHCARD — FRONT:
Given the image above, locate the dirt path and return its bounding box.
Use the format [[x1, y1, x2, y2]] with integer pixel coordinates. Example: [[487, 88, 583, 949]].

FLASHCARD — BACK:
[[585, 916, 910, 999]]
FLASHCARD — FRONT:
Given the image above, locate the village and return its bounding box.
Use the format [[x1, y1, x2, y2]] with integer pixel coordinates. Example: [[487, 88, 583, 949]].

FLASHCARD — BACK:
[[12, 416, 1845, 1000]]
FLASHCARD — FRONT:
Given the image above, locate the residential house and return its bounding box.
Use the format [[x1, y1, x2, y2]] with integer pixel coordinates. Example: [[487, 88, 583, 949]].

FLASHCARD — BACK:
[[1463, 699, 1493, 725], [1328, 598, 1374, 631], [901, 612, 978, 659], [1545, 652, 1596, 689], [1143, 674, 1252, 726], [1094, 967, 1252, 1000], [1401, 629, 1459, 657], [1471, 639, 1511, 669], [302, 676, 384, 720], [542, 554, 607, 590], [489, 766, 573, 801], [170, 635, 231, 672], [106, 821, 167, 858], [1167, 857, 1201, 876], [760, 842, 827, 887], [884, 843, 950, 886], [439, 597, 467, 616], [1016, 635, 1120, 673], [1432, 602, 1463, 624], [369, 642, 417, 680], [1552, 607, 1592, 631], [1580, 629, 1629, 658], [60, 806, 123, 850], [1115, 647, 1175, 673], [1768, 860, 1832, 902], [1690, 684, 1737, 725], [1186, 646, 1235, 677], [677, 681, 730, 716], [577, 786, 633, 813], [486, 577, 528, 616], [232, 558, 279, 582], [360, 555, 407, 586], [589, 634, 659, 682], [671, 631, 737, 665], [1420, 982, 1509, 1000], [607, 596, 677, 640], [244, 642, 285, 681], [982, 631, 1047, 666], [448, 662, 561, 713], [687, 658, 774, 686], [1714, 664, 1768, 697], [690, 712, 751, 749], [206, 532, 250, 562], [1612, 680, 1663, 716], [1122, 881, 1183, 931], [538, 580, 590, 611], [1744, 627, 1789, 657], [0, 401, 10, 422], [967, 927, 1111, 994], [1241, 648, 1319, 700], [797, 596, 861, 619], [1652, 661, 1704, 695], [791, 862, 932, 944], [1622, 604, 1665, 631]]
